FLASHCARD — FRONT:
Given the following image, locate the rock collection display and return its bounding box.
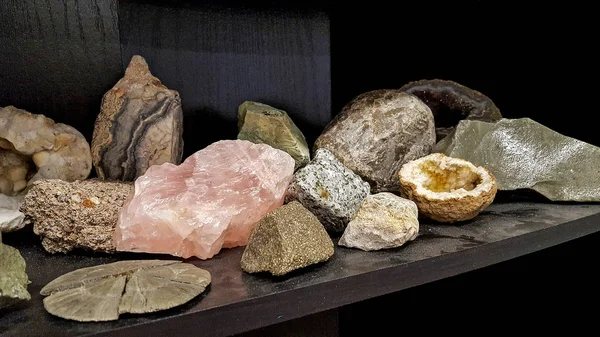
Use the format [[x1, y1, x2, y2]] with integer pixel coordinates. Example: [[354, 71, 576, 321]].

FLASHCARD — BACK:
[[338, 193, 419, 251], [241, 201, 334, 276], [40, 260, 211, 322], [314, 89, 436, 193], [238, 101, 310, 170], [115, 139, 295, 259], [21, 179, 133, 253], [0, 236, 31, 308], [434, 118, 600, 201], [92, 55, 184, 181], [285, 149, 370, 233], [400, 79, 502, 141]]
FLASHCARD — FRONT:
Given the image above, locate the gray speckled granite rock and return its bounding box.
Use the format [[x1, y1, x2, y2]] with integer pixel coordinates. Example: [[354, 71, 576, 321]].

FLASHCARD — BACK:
[[434, 118, 600, 201], [339, 193, 419, 251], [285, 149, 370, 233]]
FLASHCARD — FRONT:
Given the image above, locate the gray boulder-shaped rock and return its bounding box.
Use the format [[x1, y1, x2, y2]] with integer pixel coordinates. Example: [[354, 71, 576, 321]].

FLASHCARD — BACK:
[[314, 89, 435, 193], [0, 237, 31, 308], [285, 149, 370, 233], [40, 260, 211, 322], [238, 101, 310, 170], [339, 193, 419, 251], [434, 118, 600, 201]]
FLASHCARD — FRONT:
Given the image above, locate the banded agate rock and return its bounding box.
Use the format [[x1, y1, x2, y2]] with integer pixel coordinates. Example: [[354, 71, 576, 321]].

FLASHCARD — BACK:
[[238, 101, 310, 170], [0, 106, 92, 195], [241, 201, 334, 276], [40, 260, 210, 322], [115, 140, 295, 259], [314, 90, 435, 193], [0, 237, 31, 308], [92, 55, 184, 181], [434, 118, 600, 202]]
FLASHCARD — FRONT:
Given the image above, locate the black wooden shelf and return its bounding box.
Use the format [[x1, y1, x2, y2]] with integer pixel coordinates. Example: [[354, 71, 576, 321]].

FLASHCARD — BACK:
[[2, 201, 600, 337]]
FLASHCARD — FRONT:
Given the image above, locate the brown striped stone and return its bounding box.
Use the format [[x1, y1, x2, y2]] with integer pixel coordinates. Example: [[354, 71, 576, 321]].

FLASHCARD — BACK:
[[91, 55, 184, 181]]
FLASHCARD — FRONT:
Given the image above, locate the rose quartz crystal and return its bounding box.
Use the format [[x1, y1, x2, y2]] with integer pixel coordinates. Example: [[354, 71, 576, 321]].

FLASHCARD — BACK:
[[114, 140, 295, 259]]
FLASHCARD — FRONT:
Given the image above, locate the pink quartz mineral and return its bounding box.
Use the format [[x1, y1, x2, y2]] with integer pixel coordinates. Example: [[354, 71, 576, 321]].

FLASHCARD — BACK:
[[114, 140, 295, 259]]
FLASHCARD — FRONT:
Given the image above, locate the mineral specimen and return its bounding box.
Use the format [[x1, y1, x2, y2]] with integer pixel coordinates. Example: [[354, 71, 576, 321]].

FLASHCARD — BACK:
[[21, 179, 133, 253], [238, 101, 310, 170], [338, 193, 419, 251], [0, 237, 31, 308], [0, 105, 92, 194], [398, 153, 497, 223], [314, 89, 435, 193], [434, 118, 600, 202], [400, 79, 502, 141], [0, 194, 28, 232], [40, 260, 211, 322], [241, 201, 334, 276], [92, 55, 184, 181], [285, 148, 370, 233], [115, 139, 295, 259]]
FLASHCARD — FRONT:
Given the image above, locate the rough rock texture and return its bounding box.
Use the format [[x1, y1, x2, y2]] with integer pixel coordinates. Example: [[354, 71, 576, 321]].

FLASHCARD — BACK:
[[434, 118, 600, 202], [338, 193, 419, 251], [400, 79, 502, 141], [0, 238, 31, 308], [0, 105, 92, 195], [0, 194, 28, 232], [115, 139, 295, 259], [241, 201, 334, 276], [238, 101, 310, 170], [92, 55, 184, 181], [285, 148, 370, 233], [40, 260, 211, 322], [399, 153, 497, 223], [21, 179, 133, 253], [314, 89, 435, 193]]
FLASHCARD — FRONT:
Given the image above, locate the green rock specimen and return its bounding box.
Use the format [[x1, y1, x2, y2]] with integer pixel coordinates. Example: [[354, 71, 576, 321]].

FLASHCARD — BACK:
[[40, 260, 211, 322], [0, 235, 31, 308], [238, 101, 310, 170], [434, 118, 600, 201], [241, 201, 334, 276]]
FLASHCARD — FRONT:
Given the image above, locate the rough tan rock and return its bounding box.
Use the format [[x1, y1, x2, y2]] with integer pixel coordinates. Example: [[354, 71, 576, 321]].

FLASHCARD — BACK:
[[398, 153, 497, 223], [0, 106, 92, 195], [92, 55, 184, 181], [21, 179, 133, 253]]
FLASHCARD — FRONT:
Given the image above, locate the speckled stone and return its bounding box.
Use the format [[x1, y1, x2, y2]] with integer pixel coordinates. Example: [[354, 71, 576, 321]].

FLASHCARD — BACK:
[[238, 101, 310, 170], [241, 201, 334, 276], [314, 89, 435, 193], [40, 260, 211, 322], [0, 238, 31, 308], [338, 193, 419, 251], [285, 149, 370, 233], [20, 179, 133, 253]]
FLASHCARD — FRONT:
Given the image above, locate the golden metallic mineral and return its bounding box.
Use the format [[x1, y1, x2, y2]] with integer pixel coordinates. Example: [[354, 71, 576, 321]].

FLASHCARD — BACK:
[[241, 201, 334, 276], [398, 153, 497, 223]]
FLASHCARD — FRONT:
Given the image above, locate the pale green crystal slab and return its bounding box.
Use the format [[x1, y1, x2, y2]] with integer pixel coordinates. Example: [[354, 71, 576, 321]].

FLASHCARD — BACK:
[[434, 118, 600, 201], [0, 236, 31, 308]]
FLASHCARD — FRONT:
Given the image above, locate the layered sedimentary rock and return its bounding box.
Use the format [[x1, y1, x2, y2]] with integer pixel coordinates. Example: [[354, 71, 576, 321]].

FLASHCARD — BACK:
[[92, 55, 184, 181], [434, 118, 600, 202], [115, 139, 295, 259], [398, 153, 497, 223], [285, 148, 370, 233], [0, 238, 31, 308], [21, 179, 133, 253], [400, 79, 502, 141], [314, 89, 435, 193], [0, 194, 28, 232], [338, 193, 419, 251], [238, 101, 310, 170], [40, 260, 211, 322], [241, 201, 334, 276], [0, 105, 92, 195]]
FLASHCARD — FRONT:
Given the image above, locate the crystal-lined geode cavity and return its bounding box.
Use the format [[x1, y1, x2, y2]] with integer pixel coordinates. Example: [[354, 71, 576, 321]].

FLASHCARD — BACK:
[[434, 118, 600, 202], [400, 79, 502, 141]]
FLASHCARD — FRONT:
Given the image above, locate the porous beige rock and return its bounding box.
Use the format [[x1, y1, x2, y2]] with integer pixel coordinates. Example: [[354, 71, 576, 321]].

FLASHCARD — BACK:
[[398, 153, 497, 223], [0, 106, 92, 195], [21, 179, 133, 253]]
